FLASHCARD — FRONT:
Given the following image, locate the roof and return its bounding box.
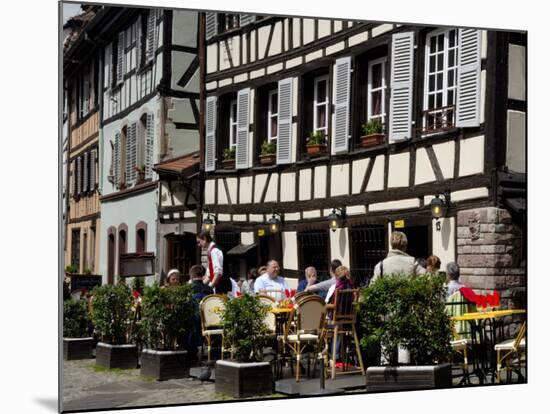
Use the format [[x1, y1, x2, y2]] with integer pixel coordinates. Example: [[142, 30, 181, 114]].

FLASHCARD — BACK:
[[154, 152, 200, 177], [227, 243, 258, 255]]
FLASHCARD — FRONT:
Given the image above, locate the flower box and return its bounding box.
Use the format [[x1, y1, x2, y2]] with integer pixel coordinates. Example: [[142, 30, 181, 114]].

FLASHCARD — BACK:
[[360, 133, 385, 148], [95, 343, 138, 369], [365, 363, 452, 392], [63, 337, 94, 360], [215, 360, 273, 398], [306, 144, 327, 157], [259, 154, 276, 166], [222, 159, 235, 170], [140, 349, 189, 381]]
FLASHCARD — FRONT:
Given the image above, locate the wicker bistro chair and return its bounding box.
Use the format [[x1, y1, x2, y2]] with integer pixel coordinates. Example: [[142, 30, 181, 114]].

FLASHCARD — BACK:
[[495, 321, 526, 383], [278, 295, 327, 382], [324, 289, 365, 380], [257, 295, 277, 335], [446, 290, 475, 385], [199, 294, 227, 362]]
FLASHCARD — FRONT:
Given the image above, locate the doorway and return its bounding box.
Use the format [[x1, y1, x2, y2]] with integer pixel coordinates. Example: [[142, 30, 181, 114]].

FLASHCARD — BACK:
[[399, 225, 430, 261], [165, 232, 198, 278]]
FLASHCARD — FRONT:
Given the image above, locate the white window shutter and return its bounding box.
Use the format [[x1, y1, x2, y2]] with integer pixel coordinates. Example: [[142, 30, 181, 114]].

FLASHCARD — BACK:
[[70, 160, 76, 197], [240, 14, 255, 26], [276, 78, 294, 164], [90, 149, 96, 191], [146, 10, 156, 62], [126, 122, 138, 186], [145, 113, 154, 178], [136, 15, 142, 68], [205, 96, 217, 172], [332, 56, 352, 154], [117, 31, 125, 84], [76, 156, 82, 195], [456, 29, 481, 128], [236, 88, 251, 169], [389, 31, 414, 142], [205, 12, 217, 40], [83, 152, 89, 193], [114, 132, 121, 188]]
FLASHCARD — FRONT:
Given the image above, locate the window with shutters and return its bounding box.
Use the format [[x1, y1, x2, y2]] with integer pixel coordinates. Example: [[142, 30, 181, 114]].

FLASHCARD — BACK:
[[77, 64, 91, 119], [268, 90, 279, 143], [139, 113, 154, 180], [229, 100, 238, 151], [300, 68, 329, 158], [144, 10, 158, 64], [422, 28, 458, 133], [71, 228, 81, 272], [368, 58, 387, 123], [216, 92, 238, 167], [254, 83, 279, 163], [218, 14, 240, 33], [314, 75, 329, 137]]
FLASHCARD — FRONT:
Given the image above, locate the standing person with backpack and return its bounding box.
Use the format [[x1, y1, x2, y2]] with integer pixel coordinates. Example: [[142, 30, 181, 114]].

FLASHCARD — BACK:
[[196, 230, 231, 295]]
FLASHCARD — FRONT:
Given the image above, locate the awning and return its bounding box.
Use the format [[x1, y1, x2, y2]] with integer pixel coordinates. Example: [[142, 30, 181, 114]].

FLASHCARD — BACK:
[[154, 152, 200, 178], [227, 243, 257, 255]]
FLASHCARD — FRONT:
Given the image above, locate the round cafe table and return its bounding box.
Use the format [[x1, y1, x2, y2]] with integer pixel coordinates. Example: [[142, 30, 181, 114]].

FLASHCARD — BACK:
[[452, 309, 526, 384]]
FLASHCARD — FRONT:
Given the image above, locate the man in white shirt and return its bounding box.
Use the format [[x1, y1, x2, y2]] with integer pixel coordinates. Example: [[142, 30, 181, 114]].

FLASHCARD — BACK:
[[254, 260, 288, 301], [197, 230, 230, 294]]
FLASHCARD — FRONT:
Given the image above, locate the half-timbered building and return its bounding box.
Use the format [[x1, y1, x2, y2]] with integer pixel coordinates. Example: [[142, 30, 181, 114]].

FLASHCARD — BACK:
[[200, 13, 526, 306], [63, 6, 102, 275], [88, 6, 201, 285]]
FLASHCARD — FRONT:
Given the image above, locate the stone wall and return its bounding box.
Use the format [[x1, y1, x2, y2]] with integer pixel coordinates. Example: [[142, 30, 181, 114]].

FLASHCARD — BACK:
[[457, 207, 526, 337]]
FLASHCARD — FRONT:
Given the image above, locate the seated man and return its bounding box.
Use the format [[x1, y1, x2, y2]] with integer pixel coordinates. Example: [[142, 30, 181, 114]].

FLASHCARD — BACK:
[[254, 259, 288, 301], [190, 264, 213, 301], [304, 259, 343, 300], [297, 266, 317, 292]]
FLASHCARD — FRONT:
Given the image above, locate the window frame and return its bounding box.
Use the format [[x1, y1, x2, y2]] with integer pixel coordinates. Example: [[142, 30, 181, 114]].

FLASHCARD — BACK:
[[367, 57, 387, 123], [313, 75, 329, 137], [422, 28, 459, 134], [229, 99, 238, 151], [267, 89, 279, 143]]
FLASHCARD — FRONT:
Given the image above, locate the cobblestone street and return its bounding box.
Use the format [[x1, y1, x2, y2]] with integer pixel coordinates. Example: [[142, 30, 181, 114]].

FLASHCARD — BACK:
[[62, 360, 220, 411]]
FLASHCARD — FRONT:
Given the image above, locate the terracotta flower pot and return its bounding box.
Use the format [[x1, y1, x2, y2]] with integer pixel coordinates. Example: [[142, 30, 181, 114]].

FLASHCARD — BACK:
[[361, 133, 385, 148], [222, 159, 236, 170], [306, 144, 327, 157], [259, 154, 276, 165]]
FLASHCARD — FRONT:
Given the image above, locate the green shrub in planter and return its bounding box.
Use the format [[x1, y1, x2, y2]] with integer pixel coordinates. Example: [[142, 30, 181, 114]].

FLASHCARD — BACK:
[[140, 283, 196, 350], [64, 299, 90, 338], [358, 274, 453, 366], [222, 294, 270, 362], [91, 284, 134, 345]]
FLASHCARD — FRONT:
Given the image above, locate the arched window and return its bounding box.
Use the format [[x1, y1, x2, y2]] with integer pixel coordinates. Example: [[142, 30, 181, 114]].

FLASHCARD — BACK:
[[136, 221, 148, 253], [118, 223, 128, 276], [107, 226, 116, 284]]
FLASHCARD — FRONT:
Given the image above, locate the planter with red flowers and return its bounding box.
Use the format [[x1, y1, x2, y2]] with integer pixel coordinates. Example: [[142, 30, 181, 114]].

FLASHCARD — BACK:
[[216, 294, 273, 398], [360, 119, 385, 148], [305, 131, 327, 157], [91, 284, 138, 369]]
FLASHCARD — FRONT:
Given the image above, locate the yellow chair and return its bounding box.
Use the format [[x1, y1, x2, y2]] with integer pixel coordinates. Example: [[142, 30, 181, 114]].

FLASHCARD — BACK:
[[495, 322, 526, 383], [451, 325, 472, 385], [199, 294, 227, 362], [279, 295, 326, 382]]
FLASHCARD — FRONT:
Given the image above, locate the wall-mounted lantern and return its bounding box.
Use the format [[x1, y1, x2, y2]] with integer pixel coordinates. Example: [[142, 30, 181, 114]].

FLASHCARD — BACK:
[[430, 191, 450, 231], [327, 207, 346, 232], [267, 213, 282, 234], [202, 212, 217, 232]]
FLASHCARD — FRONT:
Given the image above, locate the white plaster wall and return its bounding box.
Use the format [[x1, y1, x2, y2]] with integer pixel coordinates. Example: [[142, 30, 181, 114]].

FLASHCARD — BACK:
[[241, 232, 254, 245], [372, 23, 393, 37], [254, 174, 269, 203], [285, 212, 301, 221], [433, 141, 455, 180], [250, 214, 265, 222], [303, 19, 315, 44], [99, 190, 158, 285], [432, 217, 456, 269], [506, 110, 526, 173], [347, 205, 367, 215], [172, 10, 197, 48], [314, 166, 327, 199], [226, 177, 238, 204], [303, 210, 321, 219], [318, 19, 331, 38], [258, 25, 270, 59], [267, 63, 283, 74], [415, 148, 436, 185], [388, 152, 410, 188], [330, 163, 350, 197], [280, 173, 296, 202], [352, 158, 369, 194], [239, 176, 253, 204], [326, 42, 345, 56], [480, 69, 486, 125], [205, 179, 216, 205], [366, 155, 385, 192], [349, 31, 369, 47], [292, 18, 301, 49], [508, 45, 526, 101], [230, 35, 241, 66], [250, 29, 256, 62], [299, 169, 312, 201], [250, 68, 265, 79], [269, 22, 282, 56], [171, 51, 198, 91], [459, 135, 485, 177], [282, 231, 298, 270], [219, 41, 231, 71], [217, 179, 228, 204], [333, 20, 342, 33], [369, 198, 420, 212], [264, 173, 279, 203], [451, 187, 489, 202], [286, 57, 302, 69], [330, 228, 350, 267], [306, 50, 323, 63]]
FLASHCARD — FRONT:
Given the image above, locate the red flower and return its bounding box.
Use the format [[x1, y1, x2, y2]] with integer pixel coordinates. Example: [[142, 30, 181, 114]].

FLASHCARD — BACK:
[[285, 289, 290, 298], [133, 290, 140, 299], [235, 291, 242, 297], [493, 290, 501, 307], [290, 289, 296, 298], [485, 293, 494, 307]]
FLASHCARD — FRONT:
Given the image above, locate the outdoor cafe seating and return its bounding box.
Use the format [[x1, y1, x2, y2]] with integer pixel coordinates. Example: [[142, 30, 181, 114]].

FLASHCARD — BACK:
[[199, 294, 227, 362]]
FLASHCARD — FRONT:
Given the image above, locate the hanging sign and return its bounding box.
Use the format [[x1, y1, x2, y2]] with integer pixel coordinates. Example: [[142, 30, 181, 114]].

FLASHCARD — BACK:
[[394, 219, 405, 228]]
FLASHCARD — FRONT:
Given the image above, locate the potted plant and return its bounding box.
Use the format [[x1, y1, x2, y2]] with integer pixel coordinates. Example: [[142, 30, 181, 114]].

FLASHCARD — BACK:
[[306, 131, 327, 156], [222, 148, 236, 169], [91, 284, 138, 369], [65, 264, 78, 275], [139, 283, 197, 380], [360, 119, 385, 148], [259, 140, 276, 165], [215, 294, 273, 398], [134, 164, 146, 183], [63, 298, 94, 360], [358, 274, 453, 392]]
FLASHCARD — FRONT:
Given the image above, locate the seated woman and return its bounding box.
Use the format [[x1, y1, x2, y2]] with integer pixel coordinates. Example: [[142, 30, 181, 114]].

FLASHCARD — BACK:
[[325, 265, 353, 304]]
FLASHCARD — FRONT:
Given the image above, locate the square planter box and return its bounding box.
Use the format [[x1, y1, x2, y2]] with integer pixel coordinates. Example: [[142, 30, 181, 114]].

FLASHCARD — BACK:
[[63, 337, 93, 360], [96, 343, 138, 369], [140, 349, 189, 381], [215, 360, 273, 398], [366, 363, 452, 392]]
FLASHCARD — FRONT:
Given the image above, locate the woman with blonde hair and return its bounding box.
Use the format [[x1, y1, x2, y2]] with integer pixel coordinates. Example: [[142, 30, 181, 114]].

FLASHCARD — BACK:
[[325, 265, 353, 303]]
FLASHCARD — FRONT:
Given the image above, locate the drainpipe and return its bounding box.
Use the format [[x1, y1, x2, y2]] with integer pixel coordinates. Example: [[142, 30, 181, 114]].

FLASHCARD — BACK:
[[196, 11, 206, 264]]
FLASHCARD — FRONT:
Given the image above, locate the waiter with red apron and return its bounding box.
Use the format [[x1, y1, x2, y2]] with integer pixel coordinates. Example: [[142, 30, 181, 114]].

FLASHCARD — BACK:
[[197, 230, 230, 294]]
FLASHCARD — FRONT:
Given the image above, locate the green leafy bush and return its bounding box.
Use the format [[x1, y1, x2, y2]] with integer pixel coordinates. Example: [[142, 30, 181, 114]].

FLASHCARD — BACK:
[[260, 140, 276, 156], [361, 118, 384, 136], [306, 130, 326, 146], [63, 299, 90, 338], [65, 264, 78, 274], [222, 294, 270, 362], [223, 147, 236, 161], [140, 283, 197, 350], [91, 284, 134, 345], [358, 274, 452, 366]]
